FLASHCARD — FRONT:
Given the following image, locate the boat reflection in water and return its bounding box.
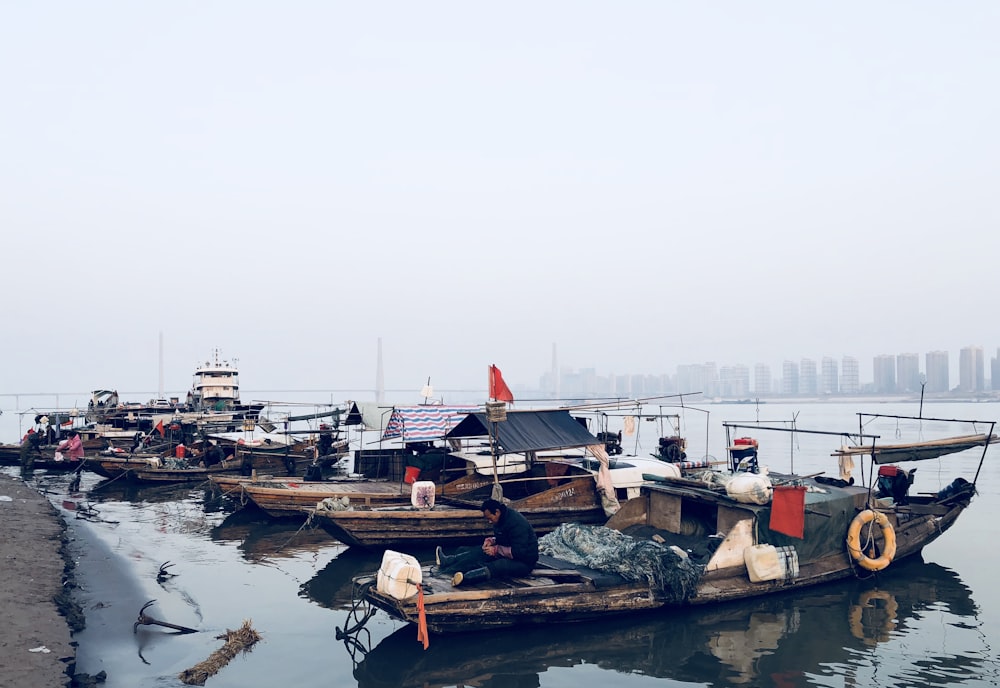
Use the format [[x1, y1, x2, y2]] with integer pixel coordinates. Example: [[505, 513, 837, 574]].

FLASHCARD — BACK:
[[299, 547, 393, 610], [347, 557, 987, 688], [209, 508, 337, 563]]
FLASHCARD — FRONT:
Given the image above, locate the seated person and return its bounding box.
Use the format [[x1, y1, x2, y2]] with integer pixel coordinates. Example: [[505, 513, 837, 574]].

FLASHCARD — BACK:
[[435, 498, 539, 587]]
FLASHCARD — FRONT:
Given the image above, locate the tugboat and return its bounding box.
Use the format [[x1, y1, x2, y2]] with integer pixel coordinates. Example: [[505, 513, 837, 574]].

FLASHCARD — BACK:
[[82, 349, 264, 441]]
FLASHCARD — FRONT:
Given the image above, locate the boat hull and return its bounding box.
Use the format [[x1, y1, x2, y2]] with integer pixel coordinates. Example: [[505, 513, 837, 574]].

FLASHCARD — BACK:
[[359, 477, 974, 633], [311, 476, 608, 548]]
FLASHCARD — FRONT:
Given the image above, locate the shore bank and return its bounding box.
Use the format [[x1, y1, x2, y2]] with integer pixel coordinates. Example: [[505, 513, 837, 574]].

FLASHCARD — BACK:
[[0, 473, 80, 688]]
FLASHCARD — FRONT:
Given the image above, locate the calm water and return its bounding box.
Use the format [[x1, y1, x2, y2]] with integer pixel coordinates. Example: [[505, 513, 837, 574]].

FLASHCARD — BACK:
[[8, 401, 1000, 688]]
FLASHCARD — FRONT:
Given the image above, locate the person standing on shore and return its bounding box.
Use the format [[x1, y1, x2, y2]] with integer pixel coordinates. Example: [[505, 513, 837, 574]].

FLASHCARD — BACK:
[[435, 498, 539, 587]]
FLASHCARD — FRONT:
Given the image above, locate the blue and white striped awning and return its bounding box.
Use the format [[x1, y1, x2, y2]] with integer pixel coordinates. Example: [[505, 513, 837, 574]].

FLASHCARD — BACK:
[[381, 405, 479, 442]]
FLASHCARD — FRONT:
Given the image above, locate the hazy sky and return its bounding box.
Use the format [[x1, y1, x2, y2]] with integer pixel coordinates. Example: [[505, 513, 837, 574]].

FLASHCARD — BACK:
[[3, 2, 999, 406]]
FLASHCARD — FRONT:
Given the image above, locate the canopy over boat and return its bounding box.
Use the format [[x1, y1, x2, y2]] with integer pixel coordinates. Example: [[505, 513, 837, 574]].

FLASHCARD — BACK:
[[832, 433, 997, 464], [829, 412, 997, 465], [446, 409, 600, 454], [381, 406, 479, 442]]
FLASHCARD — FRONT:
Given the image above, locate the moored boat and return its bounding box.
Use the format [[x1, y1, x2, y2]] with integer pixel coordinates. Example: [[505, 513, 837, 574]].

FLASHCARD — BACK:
[[308, 407, 674, 548], [349, 412, 993, 635]]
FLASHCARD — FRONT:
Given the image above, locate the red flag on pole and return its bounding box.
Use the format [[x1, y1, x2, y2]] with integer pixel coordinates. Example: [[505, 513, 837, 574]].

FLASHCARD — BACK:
[[769, 485, 807, 538], [488, 365, 514, 403], [155, 420, 165, 436]]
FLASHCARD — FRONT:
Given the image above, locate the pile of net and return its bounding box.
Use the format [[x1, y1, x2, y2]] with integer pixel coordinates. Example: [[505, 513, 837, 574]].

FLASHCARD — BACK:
[[315, 495, 352, 512], [538, 523, 703, 603]]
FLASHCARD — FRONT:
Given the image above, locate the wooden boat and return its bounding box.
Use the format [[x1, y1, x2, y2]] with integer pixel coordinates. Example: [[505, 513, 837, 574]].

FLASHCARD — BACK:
[[4, 453, 90, 472], [214, 475, 418, 518], [90, 437, 321, 483], [349, 558, 975, 687], [311, 472, 609, 548], [0, 435, 94, 471], [311, 409, 665, 547], [351, 413, 993, 634], [308, 408, 682, 548]]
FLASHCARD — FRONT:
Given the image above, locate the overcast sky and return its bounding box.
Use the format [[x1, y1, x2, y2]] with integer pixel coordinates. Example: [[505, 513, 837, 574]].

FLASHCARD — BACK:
[[2, 2, 999, 409]]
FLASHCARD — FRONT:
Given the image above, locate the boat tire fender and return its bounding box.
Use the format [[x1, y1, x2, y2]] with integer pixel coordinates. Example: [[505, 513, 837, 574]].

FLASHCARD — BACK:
[[846, 509, 896, 572]]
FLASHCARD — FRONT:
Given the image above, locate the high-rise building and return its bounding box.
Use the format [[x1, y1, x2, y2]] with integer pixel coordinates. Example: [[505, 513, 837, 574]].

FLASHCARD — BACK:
[[993, 349, 1000, 391], [614, 374, 630, 396], [840, 356, 860, 394], [821, 357, 839, 394], [873, 355, 897, 394], [959, 345, 985, 393], [674, 365, 702, 396], [925, 351, 949, 392], [781, 360, 799, 395], [896, 353, 920, 393], [720, 364, 750, 398], [800, 358, 818, 395], [753, 363, 772, 396]]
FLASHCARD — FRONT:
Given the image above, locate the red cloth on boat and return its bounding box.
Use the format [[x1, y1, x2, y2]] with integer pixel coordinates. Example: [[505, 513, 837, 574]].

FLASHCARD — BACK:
[[770, 485, 807, 538], [416, 583, 429, 650]]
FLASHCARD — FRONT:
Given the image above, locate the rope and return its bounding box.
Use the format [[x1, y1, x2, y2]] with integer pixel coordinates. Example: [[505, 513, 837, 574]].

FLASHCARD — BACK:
[[337, 579, 377, 638]]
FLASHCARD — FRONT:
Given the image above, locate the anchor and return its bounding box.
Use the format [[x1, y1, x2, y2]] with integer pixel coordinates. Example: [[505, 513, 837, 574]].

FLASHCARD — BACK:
[[133, 599, 198, 634]]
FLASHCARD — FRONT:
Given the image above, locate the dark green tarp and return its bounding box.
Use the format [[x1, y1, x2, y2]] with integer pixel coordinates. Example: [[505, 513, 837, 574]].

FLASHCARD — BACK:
[[446, 409, 600, 454], [749, 482, 857, 561]]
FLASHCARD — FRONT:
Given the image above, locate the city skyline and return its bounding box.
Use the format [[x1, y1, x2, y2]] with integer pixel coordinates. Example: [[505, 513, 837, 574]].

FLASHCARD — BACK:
[[538, 344, 1000, 401]]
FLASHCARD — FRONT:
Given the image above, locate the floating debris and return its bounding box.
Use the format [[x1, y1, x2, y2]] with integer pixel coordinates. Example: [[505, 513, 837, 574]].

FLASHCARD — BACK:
[[178, 620, 262, 686]]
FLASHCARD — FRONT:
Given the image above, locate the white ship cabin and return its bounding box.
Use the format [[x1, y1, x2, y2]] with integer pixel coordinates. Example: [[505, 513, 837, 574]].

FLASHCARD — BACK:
[[191, 351, 241, 411]]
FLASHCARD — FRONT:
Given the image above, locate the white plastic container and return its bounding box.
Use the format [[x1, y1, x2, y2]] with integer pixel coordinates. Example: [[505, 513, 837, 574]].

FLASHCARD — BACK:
[[410, 480, 436, 509], [726, 472, 773, 505], [376, 549, 422, 599], [744, 544, 799, 582]]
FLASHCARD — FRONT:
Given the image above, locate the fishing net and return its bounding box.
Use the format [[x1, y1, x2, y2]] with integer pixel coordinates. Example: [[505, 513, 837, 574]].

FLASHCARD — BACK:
[[539, 523, 703, 603]]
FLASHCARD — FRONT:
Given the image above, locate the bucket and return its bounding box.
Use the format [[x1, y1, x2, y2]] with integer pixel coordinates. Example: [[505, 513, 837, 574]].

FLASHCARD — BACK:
[[175, 444, 186, 458], [404, 466, 421, 484]]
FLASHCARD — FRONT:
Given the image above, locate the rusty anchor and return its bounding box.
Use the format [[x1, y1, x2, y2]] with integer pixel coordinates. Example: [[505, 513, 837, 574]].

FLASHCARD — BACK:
[[133, 599, 198, 634]]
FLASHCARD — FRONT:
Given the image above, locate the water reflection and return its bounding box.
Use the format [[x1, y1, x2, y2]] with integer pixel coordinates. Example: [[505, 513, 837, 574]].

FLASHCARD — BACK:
[[85, 476, 229, 512], [299, 548, 387, 610], [348, 558, 989, 688], [210, 508, 336, 562]]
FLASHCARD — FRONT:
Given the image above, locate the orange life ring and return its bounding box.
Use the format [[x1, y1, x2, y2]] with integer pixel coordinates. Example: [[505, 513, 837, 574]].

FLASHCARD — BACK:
[[846, 509, 896, 571]]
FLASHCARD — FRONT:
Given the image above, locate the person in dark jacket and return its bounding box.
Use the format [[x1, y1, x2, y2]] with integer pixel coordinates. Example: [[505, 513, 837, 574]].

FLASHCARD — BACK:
[[435, 498, 539, 587]]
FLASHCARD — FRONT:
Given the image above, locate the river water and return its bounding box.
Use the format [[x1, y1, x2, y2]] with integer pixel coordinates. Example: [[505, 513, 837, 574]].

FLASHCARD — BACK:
[[7, 400, 1000, 688]]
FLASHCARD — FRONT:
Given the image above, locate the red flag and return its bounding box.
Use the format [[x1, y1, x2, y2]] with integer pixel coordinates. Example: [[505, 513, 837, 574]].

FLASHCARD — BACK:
[[155, 420, 165, 436], [770, 485, 806, 538], [489, 364, 514, 403]]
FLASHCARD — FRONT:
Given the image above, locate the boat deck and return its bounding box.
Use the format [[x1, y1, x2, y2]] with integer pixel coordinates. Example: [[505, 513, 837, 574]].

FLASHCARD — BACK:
[[382, 554, 627, 604]]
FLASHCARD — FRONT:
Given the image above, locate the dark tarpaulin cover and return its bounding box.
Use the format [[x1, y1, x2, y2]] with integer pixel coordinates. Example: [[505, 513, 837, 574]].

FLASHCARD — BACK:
[[751, 482, 857, 562], [446, 410, 600, 454]]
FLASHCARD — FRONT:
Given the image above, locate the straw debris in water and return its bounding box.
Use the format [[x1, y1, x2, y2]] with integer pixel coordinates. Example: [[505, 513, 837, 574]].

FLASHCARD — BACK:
[[178, 620, 262, 686]]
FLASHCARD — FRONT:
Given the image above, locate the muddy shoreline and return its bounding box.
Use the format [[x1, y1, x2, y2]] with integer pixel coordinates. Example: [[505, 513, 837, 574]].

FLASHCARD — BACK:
[[0, 473, 83, 688]]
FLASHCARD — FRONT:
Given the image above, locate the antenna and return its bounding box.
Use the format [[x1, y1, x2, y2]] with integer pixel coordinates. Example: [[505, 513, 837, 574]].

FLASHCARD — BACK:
[[158, 332, 164, 400], [376, 338, 385, 404]]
